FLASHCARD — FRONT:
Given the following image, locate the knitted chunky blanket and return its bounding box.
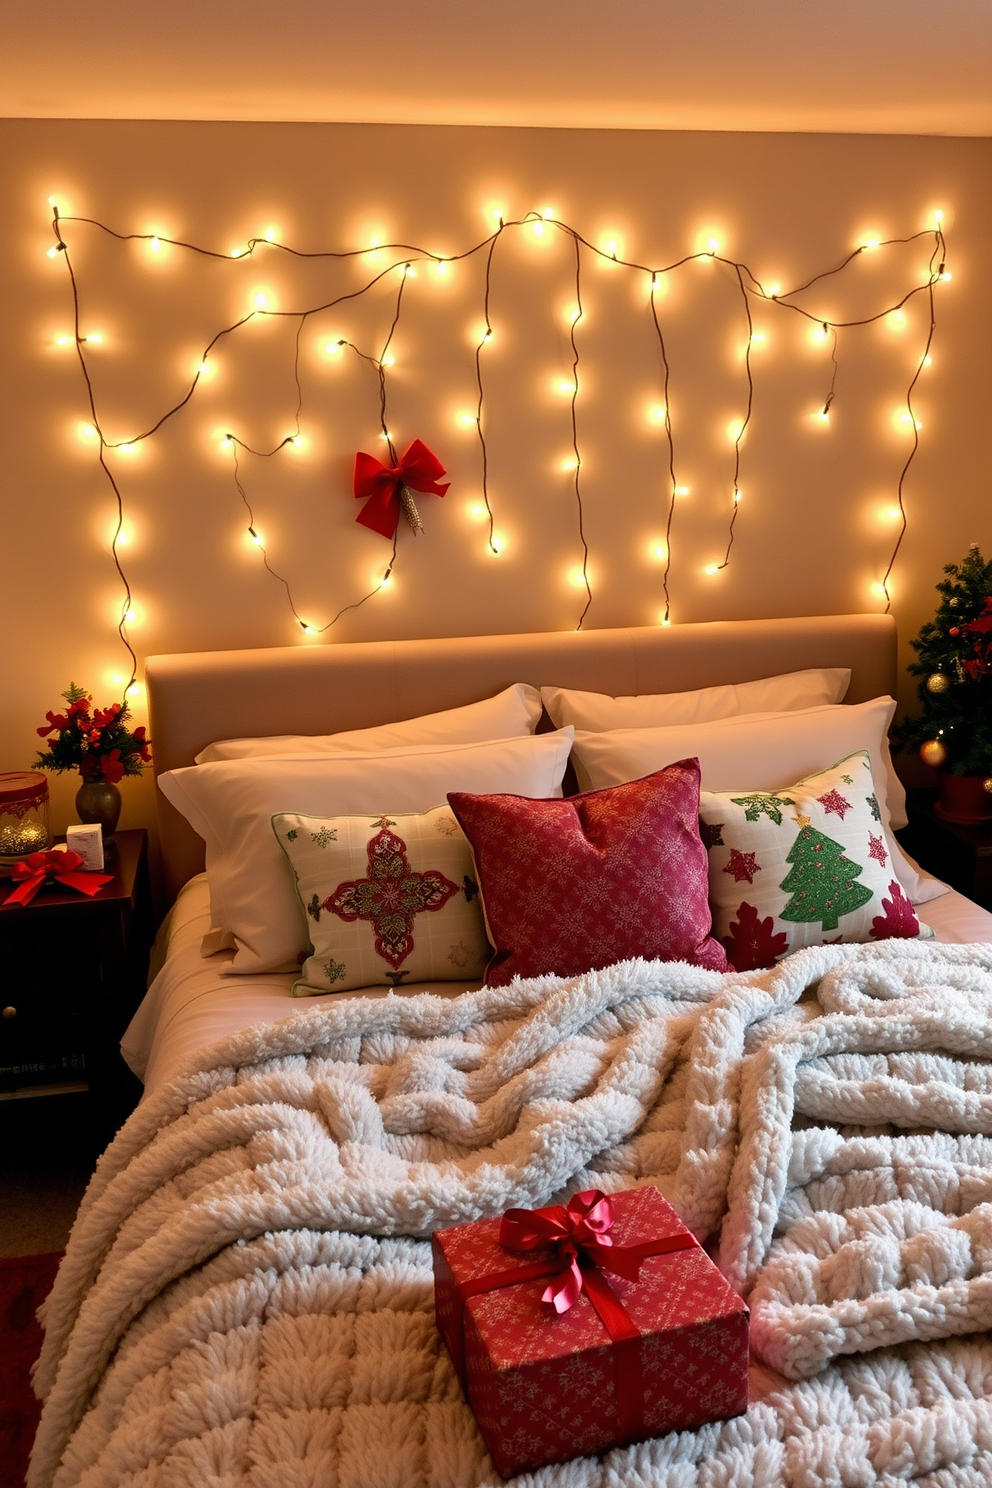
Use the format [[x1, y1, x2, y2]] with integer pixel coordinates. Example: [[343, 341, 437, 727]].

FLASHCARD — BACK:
[[31, 940, 992, 1487]]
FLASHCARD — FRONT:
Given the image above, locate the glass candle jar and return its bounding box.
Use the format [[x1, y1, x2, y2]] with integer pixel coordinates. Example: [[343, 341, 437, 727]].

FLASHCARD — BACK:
[[0, 772, 53, 857]]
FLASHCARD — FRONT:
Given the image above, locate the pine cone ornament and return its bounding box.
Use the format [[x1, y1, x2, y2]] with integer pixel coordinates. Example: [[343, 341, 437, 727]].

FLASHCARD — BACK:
[[398, 485, 424, 535]]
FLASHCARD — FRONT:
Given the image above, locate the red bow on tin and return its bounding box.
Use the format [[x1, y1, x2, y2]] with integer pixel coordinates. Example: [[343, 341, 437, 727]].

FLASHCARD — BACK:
[[500, 1190, 666, 1314], [4, 849, 112, 908], [353, 439, 450, 539]]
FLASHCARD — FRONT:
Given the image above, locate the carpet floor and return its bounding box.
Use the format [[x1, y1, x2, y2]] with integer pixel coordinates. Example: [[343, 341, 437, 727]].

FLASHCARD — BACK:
[[0, 1253, 62, 1488]]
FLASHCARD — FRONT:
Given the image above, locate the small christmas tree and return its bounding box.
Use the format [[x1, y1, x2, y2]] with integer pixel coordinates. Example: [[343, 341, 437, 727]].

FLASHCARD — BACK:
[[779, 824, 872, 931], [895, 545, 992, 776]]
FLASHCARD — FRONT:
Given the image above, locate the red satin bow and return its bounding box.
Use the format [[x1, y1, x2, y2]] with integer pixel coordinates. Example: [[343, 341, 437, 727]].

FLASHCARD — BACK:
[[5, 849, 112, 908], [500, 1189, 646, 1313], [353, 439, 450, 538]]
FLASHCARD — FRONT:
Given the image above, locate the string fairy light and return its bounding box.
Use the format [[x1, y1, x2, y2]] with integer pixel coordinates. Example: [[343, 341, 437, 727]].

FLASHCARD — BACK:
[[48, 201, 947, 663]]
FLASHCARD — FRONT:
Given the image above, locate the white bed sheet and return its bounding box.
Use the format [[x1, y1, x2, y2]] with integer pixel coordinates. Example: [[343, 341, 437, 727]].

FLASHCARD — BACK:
[[123, 872, 992, 1103]]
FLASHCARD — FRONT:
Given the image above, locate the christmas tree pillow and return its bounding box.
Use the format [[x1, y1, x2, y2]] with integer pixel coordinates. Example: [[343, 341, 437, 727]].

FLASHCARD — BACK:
[[699, 751, 931, 971], [274, 805, 489, 995]]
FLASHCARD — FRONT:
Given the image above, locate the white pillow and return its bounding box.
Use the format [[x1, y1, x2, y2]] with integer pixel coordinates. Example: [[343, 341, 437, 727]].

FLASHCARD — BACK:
[[159, 729, 574, 975], [195, 683, 543, 763], [569, 700, 947, 907], [541, 668, 851, 732]]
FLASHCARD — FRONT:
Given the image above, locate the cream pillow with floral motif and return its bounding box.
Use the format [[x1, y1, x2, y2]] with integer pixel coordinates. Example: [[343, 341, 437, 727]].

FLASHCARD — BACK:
[[699, 751, 932, 972], [274, 805, 489, 994]]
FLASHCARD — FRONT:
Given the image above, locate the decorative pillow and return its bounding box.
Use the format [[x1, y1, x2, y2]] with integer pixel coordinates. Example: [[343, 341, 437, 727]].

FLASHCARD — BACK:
[[542, 668, 851, 732], [699, 751, 929, 971], [195, 683, 543, 762], [448, 762, 728, 987], [568, 698, 947, 907], [158, 729, 574, 975], [275, 805, 489, 995]]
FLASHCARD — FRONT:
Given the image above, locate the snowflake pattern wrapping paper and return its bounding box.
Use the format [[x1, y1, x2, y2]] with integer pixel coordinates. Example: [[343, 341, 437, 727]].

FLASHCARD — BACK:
[[274, 805, 489, 992], [700, 751, 929, 970], [433, 1186, 749, 1478]]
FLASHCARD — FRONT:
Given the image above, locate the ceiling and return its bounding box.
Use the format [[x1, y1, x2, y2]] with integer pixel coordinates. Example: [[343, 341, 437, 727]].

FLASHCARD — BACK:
[[2, 0, 991, 135]]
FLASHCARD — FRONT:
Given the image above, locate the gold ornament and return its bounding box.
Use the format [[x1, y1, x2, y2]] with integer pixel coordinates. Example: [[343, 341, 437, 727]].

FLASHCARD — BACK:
[[984, 777, 992, 796], [926, 672, 951, 694], [920, 739, 947, 767]]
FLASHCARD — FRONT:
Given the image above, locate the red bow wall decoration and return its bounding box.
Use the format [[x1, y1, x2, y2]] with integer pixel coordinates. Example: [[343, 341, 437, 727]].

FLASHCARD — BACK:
[[353, 439, 450, 539]]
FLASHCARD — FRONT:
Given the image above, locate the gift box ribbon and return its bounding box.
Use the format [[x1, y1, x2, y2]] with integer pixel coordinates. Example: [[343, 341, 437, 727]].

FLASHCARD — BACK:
[[450, 1189, 698, 1446], [353, 439, 450, 539], [4, 849, 112, 907]]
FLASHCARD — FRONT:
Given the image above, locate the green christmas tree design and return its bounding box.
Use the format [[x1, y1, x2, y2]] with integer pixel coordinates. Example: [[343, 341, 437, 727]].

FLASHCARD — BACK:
[[779, 824, 873, 931]]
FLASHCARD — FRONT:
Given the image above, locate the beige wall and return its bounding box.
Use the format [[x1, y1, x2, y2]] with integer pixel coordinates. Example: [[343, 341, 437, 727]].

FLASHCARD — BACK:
[[2, 120, 991, 840]]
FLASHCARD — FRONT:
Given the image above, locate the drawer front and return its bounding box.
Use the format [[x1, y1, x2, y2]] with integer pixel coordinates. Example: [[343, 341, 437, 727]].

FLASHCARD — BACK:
[[0, 914, 105, 1089]]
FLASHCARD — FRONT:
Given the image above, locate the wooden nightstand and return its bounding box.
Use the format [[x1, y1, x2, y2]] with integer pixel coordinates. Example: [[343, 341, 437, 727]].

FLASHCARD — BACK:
[[898, 790, 992, 911], [0, 829, 152, 1142]]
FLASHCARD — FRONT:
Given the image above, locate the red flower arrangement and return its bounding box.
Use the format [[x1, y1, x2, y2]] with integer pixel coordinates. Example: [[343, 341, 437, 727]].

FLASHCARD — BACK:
[[34, 683, 151, 784]]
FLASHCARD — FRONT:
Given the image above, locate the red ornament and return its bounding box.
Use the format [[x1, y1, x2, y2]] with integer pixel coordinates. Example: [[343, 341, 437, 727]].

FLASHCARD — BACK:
[[949, 626, 961, 636]]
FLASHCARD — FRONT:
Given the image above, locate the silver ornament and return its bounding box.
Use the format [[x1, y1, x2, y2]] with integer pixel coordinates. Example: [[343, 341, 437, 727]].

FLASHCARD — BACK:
[[398, 485, 423, 535]]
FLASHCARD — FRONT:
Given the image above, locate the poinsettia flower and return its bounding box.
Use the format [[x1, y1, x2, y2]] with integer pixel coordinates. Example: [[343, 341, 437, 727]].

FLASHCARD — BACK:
[[100, 749, 125, 784], [132, 725, 152, 762], [37, 710, 68, 736], [92, 704, 122, 728]]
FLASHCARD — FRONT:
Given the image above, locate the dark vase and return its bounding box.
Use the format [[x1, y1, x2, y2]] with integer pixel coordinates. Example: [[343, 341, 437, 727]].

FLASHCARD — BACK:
[[936, 772, 992, 825], [75, 777, 122, 838]]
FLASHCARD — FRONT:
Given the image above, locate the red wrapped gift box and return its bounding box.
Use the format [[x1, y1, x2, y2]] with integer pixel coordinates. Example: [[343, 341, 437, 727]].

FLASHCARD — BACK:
[[433, 1185, 748, 1479]]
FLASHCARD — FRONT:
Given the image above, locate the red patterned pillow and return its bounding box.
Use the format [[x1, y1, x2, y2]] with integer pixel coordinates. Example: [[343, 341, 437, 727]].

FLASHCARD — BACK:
[[448, 762, 728, 986]]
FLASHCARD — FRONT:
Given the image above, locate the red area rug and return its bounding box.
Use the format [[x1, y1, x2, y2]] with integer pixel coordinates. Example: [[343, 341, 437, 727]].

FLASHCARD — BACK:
[[0, 1253, 61, 1488]]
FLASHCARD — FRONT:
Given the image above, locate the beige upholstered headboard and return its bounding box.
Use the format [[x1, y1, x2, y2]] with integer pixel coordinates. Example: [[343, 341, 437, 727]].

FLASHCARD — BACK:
[[147, 613, 897, 900]]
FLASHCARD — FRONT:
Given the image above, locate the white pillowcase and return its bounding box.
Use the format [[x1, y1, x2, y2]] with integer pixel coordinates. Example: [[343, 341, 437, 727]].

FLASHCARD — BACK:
[[569, 700, 947, 907], [159, 729, 574, 975], [541, 668, 851, 732], [195, 683, 543, 763]]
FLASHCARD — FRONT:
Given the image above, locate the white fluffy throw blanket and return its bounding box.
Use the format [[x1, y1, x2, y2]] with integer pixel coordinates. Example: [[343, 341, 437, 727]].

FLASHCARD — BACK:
[[31, 941, 992, 1487]]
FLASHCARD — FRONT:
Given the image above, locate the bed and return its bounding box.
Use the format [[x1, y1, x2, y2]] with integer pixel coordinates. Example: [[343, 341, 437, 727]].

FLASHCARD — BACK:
[[29, 614, 992, 1487]]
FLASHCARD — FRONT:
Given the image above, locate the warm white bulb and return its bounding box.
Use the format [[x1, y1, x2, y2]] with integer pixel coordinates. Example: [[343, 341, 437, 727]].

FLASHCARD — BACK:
[[249, 529, 264, 547], [940, 269, 952, 282], [765, 283, 781, 298], [703, 563, 720, 576], [726, 418, 746, 442], [149, 236, 162, 254], [458, 411, 479, 427], [566, 566, 588, 588], [489, 533, 507, 555], [674, 484, 690, 497], [403, 263, 416, 278], [750, 331, 766, 345], [86, 332, 104, 345], [263, 227, 277, 243], [647, 404, 667, 424], [649, 542, 668, 562], [124, 607, 137, 624], [561, 455, 579, 472], [46, 246, 60, 259], [300, 622, 319, 635], [556, 379, 575, 395], [541, 207, 555, 221], [231, 247, 246, 258], [253, 292, 270, 310], [886, 309, 906, 330], [55, 333, 74, 347], [922, 354, 933, 367], [706, 237, 720, 254], [117, 441, 139, 455], [531, 219, 545, 238], [862, 237, 881, 251], [468, 502, 489, 522], [932, 210, 944, 225], [381, 354, 396, 367], [435, 259, 448, 276], [289, 434, 305, 450], [77, 421, 98, 442], [47, 195, 58, 206], [324, 339, 345, 357]]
